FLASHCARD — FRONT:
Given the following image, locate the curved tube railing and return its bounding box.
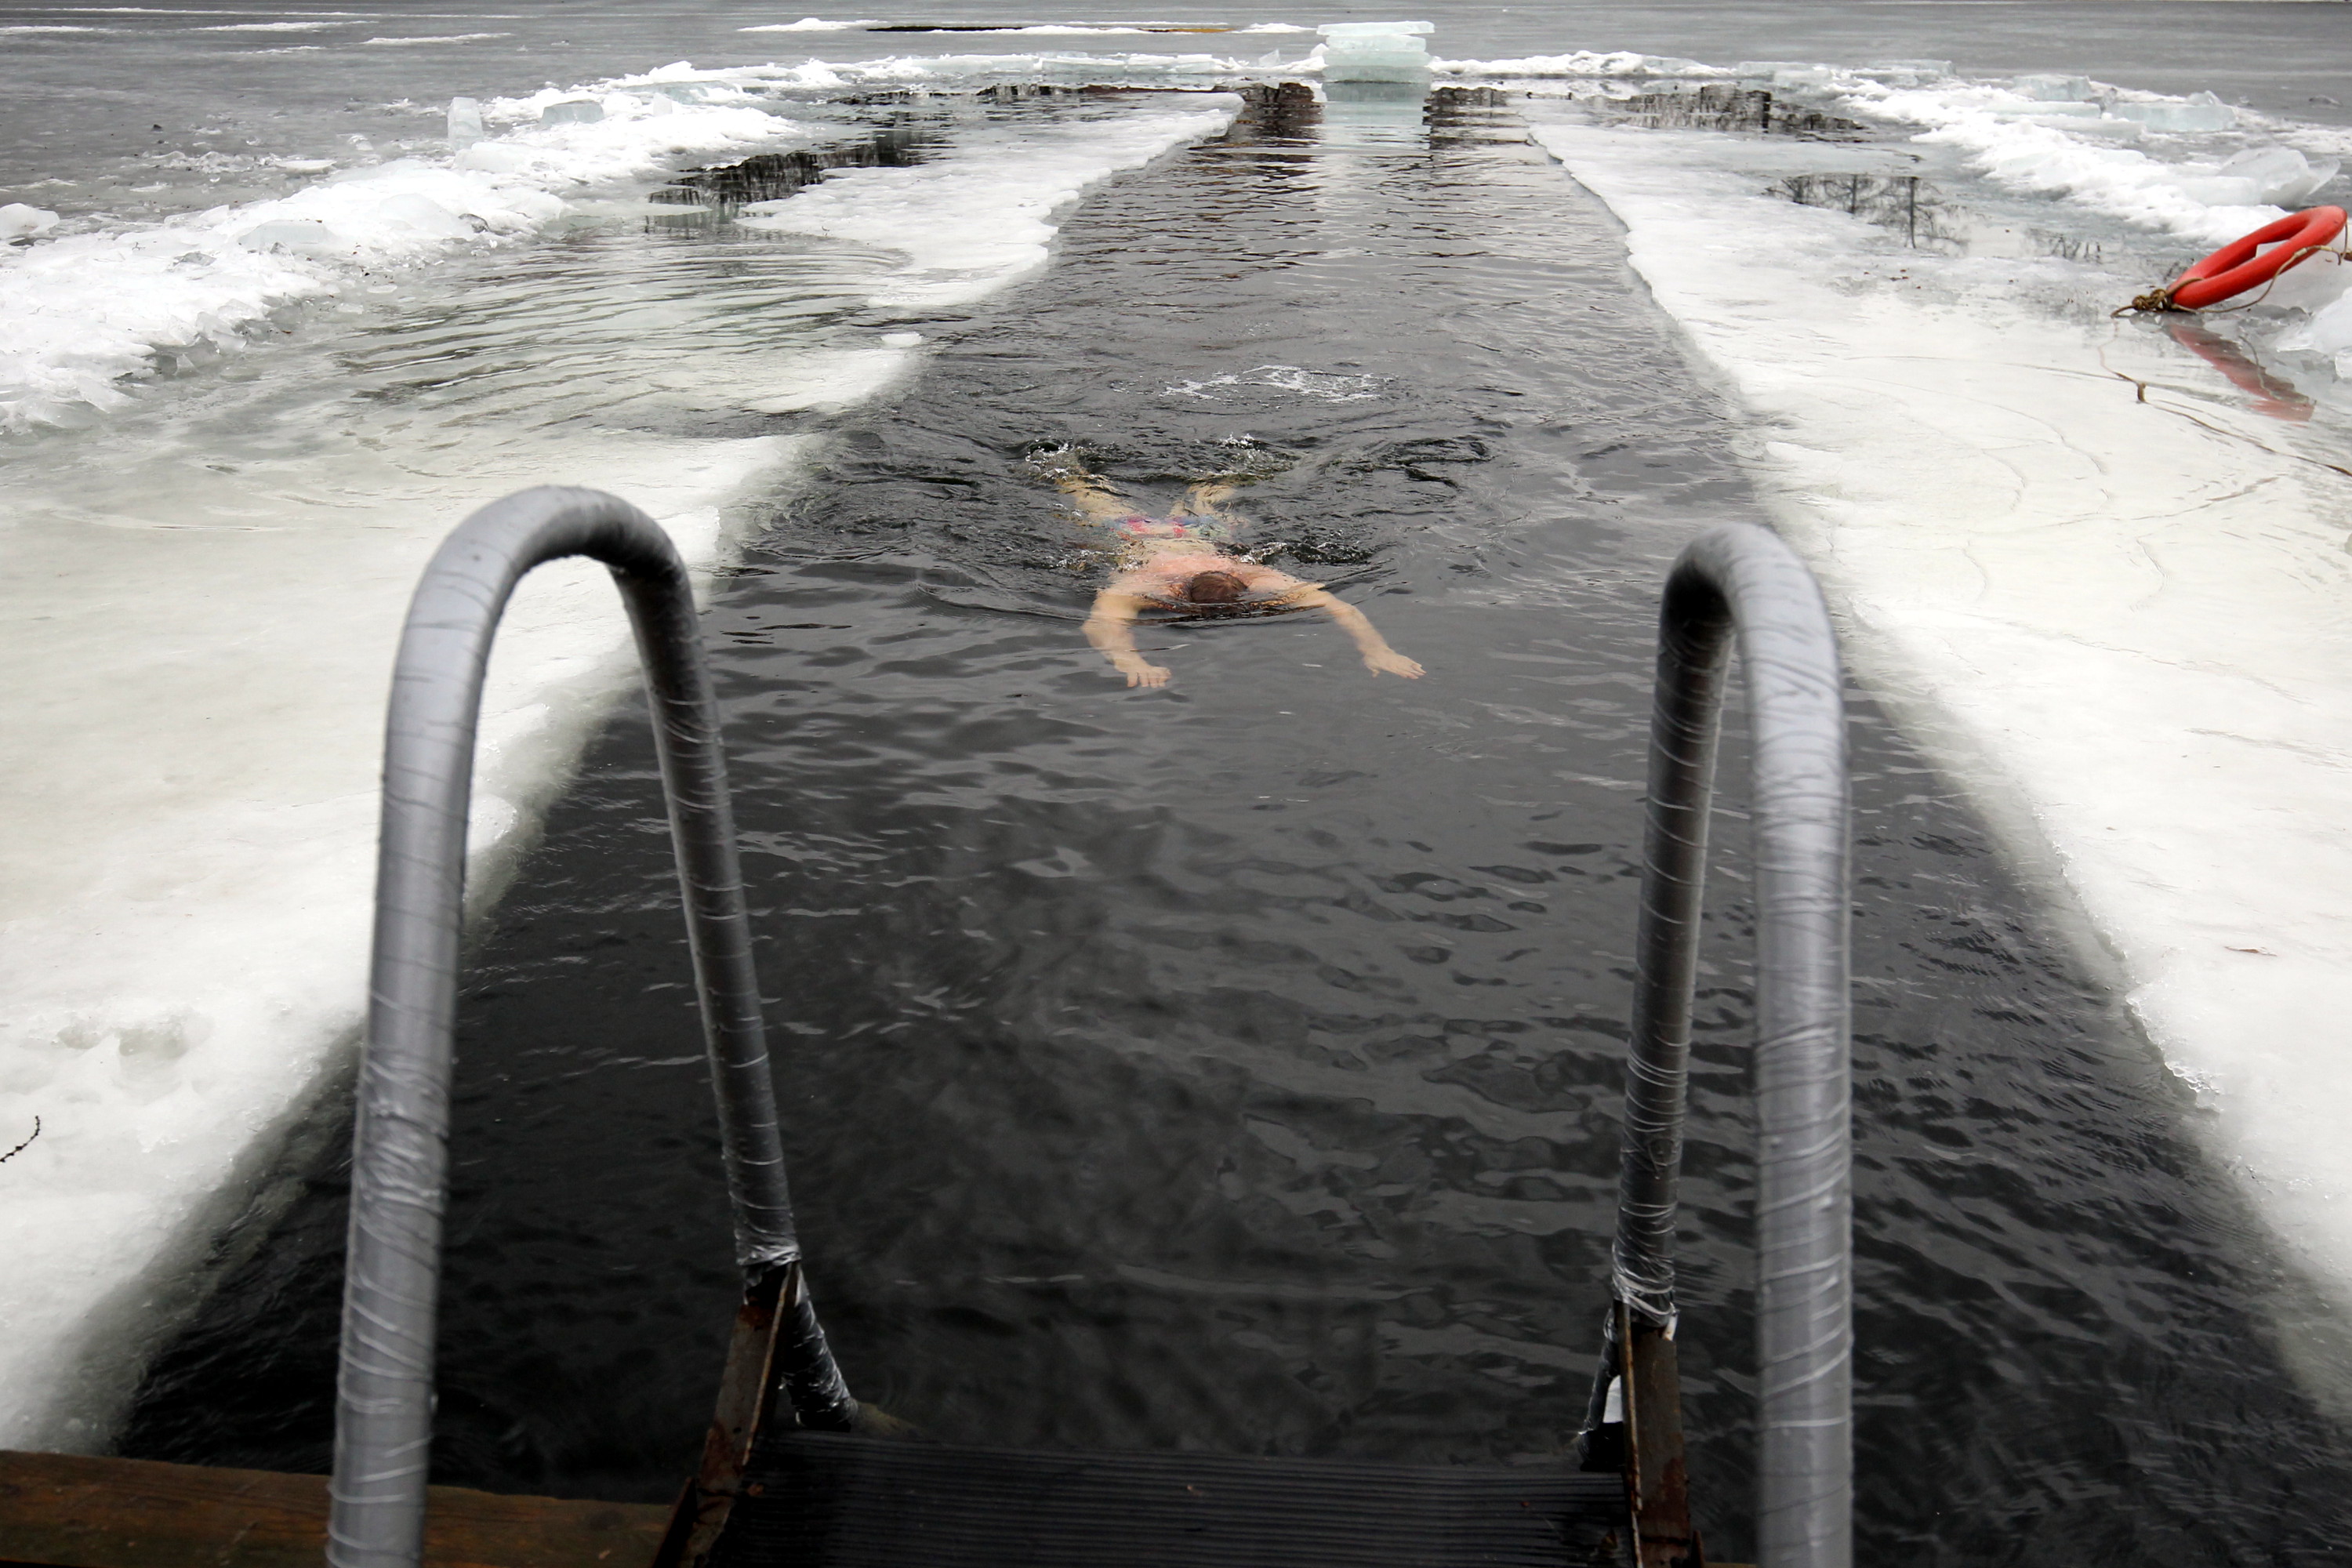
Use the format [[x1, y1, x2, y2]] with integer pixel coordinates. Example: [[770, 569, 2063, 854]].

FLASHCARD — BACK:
[[329, 487, 855, 1568], [1594, 524, 1852, 1568]]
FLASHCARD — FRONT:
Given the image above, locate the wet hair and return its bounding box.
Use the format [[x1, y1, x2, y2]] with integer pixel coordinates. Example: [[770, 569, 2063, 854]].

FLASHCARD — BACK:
[[1184, 570, 1249, 604]]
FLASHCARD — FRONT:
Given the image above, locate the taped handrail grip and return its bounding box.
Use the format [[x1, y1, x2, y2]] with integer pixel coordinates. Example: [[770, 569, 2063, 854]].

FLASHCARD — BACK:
[[329, 487, 853, 1568], [1609, 524, 1853, 1568]]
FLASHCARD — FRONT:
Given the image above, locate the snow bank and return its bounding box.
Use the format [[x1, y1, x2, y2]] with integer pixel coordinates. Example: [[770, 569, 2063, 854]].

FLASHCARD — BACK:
[[1528, 111, 2352, 1327]]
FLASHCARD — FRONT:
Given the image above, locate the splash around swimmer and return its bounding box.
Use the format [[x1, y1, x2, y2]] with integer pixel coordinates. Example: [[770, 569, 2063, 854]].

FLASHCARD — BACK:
[[1033, 448, 1425, 690]]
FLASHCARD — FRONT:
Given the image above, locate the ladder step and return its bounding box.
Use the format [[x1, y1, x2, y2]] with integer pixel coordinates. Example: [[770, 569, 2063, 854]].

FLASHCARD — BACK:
[[710, 1430, 1627, 1568]]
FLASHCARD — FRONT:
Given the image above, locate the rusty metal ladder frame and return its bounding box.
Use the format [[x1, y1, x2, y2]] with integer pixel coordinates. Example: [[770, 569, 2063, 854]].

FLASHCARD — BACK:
[[1577, 525, 1854, 1568], [328, 487, 858, 1568]]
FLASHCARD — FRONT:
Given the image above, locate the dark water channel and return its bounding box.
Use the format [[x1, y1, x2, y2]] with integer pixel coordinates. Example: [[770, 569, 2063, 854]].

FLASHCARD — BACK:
[[124, 88, 2352, 1565]]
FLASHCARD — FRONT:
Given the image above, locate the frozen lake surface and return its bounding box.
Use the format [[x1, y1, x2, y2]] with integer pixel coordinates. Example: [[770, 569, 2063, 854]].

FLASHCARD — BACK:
[[4, 3, 2351, 1563]]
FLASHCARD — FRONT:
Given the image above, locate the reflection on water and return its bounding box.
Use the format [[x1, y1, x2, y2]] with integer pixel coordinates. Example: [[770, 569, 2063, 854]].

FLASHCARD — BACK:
[[118, 85, 2352, 1566], [2167, 318, 2318, 423], [1773, 172, 2105, 262], [1601, 83, 1867, 140], [652, 123, 946, 212]]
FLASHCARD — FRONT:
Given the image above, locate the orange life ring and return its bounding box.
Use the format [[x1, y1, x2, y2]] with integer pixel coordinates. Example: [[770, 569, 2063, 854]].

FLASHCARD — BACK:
[[2166, 205, 2347, 310]]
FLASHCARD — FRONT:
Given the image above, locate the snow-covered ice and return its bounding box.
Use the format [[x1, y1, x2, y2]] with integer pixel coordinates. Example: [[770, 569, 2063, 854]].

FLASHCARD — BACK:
[[1529, 106, 2352, 1334], [736, 98, 1240, 308]]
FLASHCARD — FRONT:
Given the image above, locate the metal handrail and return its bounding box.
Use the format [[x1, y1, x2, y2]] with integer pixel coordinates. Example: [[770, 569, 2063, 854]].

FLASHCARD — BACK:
[[1585, 524, 1853, 1568], [329, 487, 856, 1568]]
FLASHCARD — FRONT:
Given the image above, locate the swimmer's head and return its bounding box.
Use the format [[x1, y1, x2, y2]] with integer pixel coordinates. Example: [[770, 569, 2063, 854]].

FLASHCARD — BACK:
[[1184, 570, 1248, 604]]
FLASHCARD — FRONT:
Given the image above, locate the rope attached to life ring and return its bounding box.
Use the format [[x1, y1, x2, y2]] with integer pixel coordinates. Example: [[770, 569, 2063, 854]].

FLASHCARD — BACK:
[[2116, 206, 2350, 316]]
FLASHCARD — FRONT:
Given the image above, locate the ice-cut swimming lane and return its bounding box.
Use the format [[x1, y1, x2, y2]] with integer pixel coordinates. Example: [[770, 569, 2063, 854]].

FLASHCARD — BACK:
[[0, 64, 1238, 1446], [115, 76, 2352, 1563], [8, 2, 2352, 1494]]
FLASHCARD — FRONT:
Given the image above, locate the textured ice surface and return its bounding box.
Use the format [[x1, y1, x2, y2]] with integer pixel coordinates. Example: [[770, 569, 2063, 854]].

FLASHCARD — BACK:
[[1530, 110, 2352, 1329], [0, 85, 1242, 1450]]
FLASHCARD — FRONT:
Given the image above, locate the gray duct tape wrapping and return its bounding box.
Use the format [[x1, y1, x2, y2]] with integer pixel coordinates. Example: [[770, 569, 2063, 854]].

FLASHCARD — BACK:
[[328, 488, 824, 1568], [1610, 524, 1853, 1568]]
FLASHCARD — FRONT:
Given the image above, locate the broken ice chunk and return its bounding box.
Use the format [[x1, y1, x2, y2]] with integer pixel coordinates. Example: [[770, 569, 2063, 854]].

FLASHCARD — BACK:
[[2061, 116, 2146, 140], [539, 98, 604, 126], [1991, 101, 2101, 119], [1317, 19, 1432, 83], [2111, 93, 2235, 132], [1733, 60, 1831, 87], [447, 96, 483, 149], [2275, 286, 2352, 368], [0, 203, 60, 240], [379, 192, 477, 238], [454, 143, 528, 174], [2012, 74, 2093, 102], [2180, 146, 2341, 208], [237, 218, 343, 253]]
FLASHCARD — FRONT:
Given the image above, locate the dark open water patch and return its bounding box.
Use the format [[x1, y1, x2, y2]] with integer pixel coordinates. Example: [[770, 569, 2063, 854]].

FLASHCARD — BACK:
[[122, 86, 2352, 1565]]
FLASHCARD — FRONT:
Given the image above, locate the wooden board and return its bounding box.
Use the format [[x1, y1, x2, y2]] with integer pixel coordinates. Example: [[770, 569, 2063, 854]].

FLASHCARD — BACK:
[[0, 1450, 670, 1568]]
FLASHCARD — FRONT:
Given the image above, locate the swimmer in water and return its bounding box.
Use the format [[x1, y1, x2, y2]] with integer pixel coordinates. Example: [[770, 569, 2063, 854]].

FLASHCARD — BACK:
[[1043, 457, 1425, 690]]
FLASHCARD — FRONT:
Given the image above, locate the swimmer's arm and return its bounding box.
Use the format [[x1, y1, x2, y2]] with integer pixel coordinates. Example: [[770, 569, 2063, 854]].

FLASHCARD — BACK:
[[1283, 586, 1425, 679], [1083, 590, 1173, 688]]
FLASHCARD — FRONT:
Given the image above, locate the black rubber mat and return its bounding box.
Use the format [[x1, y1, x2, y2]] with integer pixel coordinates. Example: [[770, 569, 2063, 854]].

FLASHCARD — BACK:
[[710, 1430, 1628, 1567]]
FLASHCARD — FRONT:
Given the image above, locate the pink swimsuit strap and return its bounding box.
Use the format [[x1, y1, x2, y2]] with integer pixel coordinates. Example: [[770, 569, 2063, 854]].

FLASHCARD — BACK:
[[1116, 516, 1195, 539]]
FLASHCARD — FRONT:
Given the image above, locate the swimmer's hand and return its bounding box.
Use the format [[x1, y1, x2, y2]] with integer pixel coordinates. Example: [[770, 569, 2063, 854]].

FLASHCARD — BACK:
[[1117, 657, 1172, 688], [1363, 648, 1424, 679]]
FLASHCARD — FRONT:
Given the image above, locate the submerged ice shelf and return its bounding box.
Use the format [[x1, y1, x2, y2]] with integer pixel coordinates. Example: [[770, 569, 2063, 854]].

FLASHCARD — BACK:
[[0, 87, 802, 433], [1526, 105, 2352, 1371], [0, 82, 1240, 1450]]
